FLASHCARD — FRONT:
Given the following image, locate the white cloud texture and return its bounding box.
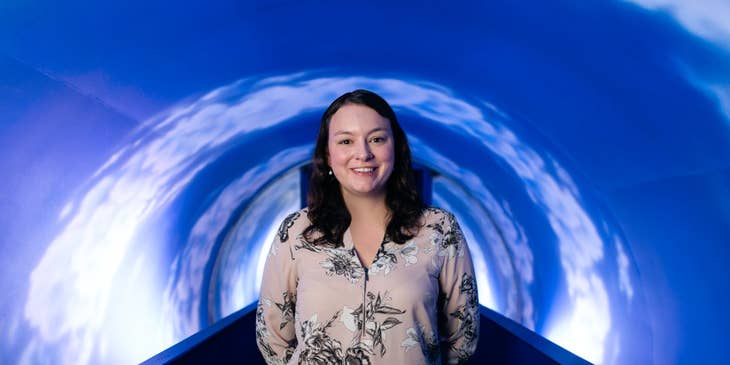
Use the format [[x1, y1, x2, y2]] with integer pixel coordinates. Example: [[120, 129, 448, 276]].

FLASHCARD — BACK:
[[628, 0, 730, 46], [20, 72, 628, 365]]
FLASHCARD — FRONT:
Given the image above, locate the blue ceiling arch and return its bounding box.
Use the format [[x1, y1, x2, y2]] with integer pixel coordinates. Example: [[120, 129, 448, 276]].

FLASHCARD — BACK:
[[10, 73, 647, 364], [1, 1, 729, 364]]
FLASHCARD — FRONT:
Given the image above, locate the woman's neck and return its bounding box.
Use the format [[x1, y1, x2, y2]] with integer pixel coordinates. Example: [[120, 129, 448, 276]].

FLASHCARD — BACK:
[[342, 194, 390, 227]]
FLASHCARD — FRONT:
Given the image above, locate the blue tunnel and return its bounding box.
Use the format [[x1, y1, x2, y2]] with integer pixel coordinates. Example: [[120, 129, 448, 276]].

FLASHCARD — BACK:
[[1, 1, 729, 364]]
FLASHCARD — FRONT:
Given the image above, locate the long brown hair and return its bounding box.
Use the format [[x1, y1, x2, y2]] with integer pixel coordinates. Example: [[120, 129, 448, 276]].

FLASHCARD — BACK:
[[303, 89, 424, 246]]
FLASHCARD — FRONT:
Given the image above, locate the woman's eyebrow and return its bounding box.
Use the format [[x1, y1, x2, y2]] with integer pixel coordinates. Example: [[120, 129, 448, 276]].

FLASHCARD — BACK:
[[367, 127, 388, 135], [332, 127, 388, 136]]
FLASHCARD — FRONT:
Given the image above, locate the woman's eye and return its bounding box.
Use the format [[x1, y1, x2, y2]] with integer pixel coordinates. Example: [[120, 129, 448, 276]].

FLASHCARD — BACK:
[[338, 139, 351, 145], [371, 136, 385, 143]]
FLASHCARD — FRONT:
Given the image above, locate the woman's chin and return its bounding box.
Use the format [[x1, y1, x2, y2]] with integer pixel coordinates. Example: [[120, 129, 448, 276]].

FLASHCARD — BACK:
[[342, 186, 386, 199]]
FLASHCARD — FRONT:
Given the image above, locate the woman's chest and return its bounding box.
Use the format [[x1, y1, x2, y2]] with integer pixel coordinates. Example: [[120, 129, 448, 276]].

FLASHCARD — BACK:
[[294, 241, 441, 314]]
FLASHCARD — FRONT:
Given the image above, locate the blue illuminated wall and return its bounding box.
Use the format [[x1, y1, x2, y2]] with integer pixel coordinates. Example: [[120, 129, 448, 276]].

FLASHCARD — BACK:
[[1, 1, 729, 364]]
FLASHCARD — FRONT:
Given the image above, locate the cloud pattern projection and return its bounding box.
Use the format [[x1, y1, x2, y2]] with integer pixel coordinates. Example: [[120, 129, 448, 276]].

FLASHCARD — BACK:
[[18, 73, 643, 365]]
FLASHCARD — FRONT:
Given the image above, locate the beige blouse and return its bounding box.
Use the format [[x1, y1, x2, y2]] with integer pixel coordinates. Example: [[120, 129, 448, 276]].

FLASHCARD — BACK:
[[256, 207, 479, 364]]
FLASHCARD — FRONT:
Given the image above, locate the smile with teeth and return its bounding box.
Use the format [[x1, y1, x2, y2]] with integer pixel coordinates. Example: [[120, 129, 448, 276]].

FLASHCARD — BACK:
[[351, 167, 376, 175]]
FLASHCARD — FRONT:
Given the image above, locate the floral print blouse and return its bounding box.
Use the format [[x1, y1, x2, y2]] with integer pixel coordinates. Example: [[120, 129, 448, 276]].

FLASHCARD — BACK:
[[256, 207, 479, 364]]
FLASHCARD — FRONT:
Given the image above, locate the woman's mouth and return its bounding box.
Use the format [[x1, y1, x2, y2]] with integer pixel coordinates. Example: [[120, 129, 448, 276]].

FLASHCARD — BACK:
[[351, 167, 376, 176]]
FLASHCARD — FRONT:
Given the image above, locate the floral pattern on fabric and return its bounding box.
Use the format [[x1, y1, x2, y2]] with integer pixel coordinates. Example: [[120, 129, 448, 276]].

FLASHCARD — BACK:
[[401, 326, 440, 364], [275, 291, 296, 330], [399, 241, 419, 267], [256, 299, 296, 365], [298, 312, 346, 364], [425, 209, 465, 259], [320, 248, 364, 284], [446, 274, 479, 363], [278, 211, 300, 243], [368, 247, 398, 276], [297, 311, 385, 365], [350, 291, 406, 357], [257, 207, 479, 364]]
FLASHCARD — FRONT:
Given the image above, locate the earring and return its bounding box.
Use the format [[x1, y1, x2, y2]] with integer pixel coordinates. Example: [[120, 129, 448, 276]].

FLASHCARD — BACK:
[[328, 169, 333, 176]]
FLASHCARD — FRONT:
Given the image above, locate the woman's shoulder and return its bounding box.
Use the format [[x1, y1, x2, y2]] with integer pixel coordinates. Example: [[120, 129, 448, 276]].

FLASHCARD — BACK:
[[275, 207, 311, 244], [422, 206, 457, 223], [421, 206, 466, 234], [281, 207, 310, 223]]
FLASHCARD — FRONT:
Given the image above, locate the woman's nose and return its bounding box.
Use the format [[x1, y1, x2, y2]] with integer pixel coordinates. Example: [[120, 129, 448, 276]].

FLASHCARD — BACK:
[[355, 141, 374, 160]]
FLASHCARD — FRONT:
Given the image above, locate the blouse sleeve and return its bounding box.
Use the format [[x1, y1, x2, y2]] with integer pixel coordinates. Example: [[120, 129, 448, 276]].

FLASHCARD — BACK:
[[256, 212, 300, 365], [438, 212, 480, 364]]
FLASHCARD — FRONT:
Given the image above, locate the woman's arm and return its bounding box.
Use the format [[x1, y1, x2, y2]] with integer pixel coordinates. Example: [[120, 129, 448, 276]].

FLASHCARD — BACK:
[[256, 212, 300, 365], [438, 212, 480, 365]]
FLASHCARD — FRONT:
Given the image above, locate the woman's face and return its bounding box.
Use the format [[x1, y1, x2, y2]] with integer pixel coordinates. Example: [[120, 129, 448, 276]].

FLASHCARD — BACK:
[[327, 103, 395, 201]]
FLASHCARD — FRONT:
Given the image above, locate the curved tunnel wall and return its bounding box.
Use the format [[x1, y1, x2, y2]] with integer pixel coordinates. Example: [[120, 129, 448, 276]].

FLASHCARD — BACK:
[[1, 1, 729, 364]]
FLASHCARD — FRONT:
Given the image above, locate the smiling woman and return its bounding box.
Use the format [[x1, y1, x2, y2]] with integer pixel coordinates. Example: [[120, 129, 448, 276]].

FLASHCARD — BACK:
[[328, 103, 394, 200], [255, 89, 480, 364]]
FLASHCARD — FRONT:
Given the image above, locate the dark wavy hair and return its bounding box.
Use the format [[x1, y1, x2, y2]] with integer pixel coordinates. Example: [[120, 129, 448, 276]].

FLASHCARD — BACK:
[[303, 89, 424, 246]]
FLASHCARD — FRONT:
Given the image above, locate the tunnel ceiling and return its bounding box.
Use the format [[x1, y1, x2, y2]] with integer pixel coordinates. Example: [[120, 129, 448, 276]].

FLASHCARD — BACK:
[[1, 1, 729, 365]]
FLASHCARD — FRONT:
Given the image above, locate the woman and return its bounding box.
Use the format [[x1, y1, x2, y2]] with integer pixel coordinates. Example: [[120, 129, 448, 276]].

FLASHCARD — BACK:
[[256, 90, 479, 364]]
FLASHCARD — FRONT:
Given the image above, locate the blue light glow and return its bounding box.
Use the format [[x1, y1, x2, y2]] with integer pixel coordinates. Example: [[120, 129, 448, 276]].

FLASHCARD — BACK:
[[2, 1, 730, 364], [17, 74, 644, 364]]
